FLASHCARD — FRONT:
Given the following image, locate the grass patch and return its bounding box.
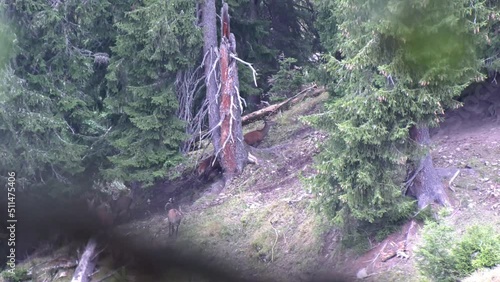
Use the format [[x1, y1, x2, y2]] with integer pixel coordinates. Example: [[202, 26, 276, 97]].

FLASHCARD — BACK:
[[416, 222, 500, 282], [1, 268, 29, 282]]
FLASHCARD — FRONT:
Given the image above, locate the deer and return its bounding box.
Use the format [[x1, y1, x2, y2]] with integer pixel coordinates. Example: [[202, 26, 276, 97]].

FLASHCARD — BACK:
[[112, 193, 133, 224], [243, 119, 275, 147], [87, 198, 114, 229], [164, 198, 183, 238], [197, 154, 222, 180], [96, 202, 114, 228]]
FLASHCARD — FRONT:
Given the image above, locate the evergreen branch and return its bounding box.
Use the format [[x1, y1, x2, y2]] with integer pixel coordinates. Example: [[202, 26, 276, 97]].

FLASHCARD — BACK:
[[51, 164, 69, 184]]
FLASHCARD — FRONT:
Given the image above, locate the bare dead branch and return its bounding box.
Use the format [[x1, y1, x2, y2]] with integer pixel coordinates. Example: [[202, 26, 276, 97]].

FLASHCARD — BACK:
[[175, 64, 206, 153], [270, 221, 279, 263], [230, 54, 258, 87], [448, 169, 460, 189], [247, 152, 259, 165]]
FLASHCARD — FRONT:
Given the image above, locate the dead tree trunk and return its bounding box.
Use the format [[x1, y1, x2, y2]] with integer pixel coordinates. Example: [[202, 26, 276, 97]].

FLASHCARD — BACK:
[[70, 236, 97, 282], [407, 123, 450, 209], [202, 0, 221, 152], [219, 3, 247, 178]]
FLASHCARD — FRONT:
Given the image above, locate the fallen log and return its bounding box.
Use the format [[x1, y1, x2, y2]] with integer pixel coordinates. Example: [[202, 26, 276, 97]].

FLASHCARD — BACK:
[[241, 84, 325, 125], [191, 84, 326, 152], [71, 236, 98, 282]]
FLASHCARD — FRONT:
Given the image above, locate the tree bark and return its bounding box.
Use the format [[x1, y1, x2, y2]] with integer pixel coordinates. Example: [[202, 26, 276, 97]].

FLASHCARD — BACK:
[[219, 3, 247, 178], [202, 0, 221, 152], [241, 84, 323, 125], [70, 236, 97, 282], [407, 123, 450, 209]]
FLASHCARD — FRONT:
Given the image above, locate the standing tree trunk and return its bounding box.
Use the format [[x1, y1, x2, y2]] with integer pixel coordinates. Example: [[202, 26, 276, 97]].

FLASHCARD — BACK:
[[407, 123, 450, 209], [219, 3, 247, 178], [249, 0, 260, 20], [202, 0, 221, 152]]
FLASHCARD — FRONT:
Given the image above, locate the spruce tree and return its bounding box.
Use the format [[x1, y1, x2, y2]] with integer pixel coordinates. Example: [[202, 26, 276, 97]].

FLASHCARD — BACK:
[[310, 0, 495, 226], [0, 0, 118, 189], [104, 0, 202, 185]]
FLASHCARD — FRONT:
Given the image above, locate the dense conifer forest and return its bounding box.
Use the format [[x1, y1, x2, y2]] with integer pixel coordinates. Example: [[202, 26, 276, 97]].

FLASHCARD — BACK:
[[1, 1, 500, 281]]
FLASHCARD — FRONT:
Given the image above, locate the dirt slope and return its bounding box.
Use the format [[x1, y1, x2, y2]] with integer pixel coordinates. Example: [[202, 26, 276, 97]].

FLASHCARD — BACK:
[[329, 82, 500, 281], [9, 83, 500, 281]]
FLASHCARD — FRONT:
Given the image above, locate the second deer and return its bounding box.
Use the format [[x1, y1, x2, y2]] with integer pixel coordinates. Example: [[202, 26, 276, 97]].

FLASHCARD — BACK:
[[112, 194, 133, 224], [197, 154, 222, 180], [87, 198, 114, 229], [243, 119, 275, 147], [165, 199, 183, 238], [87, 193, 133, 228]]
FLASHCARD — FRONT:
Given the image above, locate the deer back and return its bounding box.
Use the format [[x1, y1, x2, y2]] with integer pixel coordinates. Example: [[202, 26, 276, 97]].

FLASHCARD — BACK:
[[243, 120, 275, 146], [197, 155, 215, 176], [167, 208, 183, 225], [113, 194, 133, 217], [197, 155, 222, 179], [95, 202, 114, 227]]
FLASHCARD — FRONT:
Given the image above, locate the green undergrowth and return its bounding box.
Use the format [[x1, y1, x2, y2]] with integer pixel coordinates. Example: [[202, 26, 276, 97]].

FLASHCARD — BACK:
[[416, 222, 500, 282], [177, 194, 324, 280], [1, 268, 28, 282]]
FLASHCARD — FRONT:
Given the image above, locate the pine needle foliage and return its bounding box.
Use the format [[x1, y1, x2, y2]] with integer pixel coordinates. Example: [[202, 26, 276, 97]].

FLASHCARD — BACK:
[[1, 0, 118, 188], [416, 223, 500, 281], [223, 0, 318, 98], [269, 57, 304, 100], [308, 0, 496, 227], [104, 0, 202, 186]]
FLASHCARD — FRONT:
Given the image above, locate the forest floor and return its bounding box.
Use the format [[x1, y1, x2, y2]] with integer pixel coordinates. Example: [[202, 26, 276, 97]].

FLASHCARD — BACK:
[[334, 82, 500, 281], [105, 91, 337, 282], [11, 82, 500, 282]]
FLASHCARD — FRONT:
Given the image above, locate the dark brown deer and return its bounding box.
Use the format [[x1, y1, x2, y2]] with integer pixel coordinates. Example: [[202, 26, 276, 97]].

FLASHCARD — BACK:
[[197, 154, 222, 180], [97, 202, 114, 227], [112, 194, 133, 224], [87, 198, 114, 229], [243, 119, 275, 147]]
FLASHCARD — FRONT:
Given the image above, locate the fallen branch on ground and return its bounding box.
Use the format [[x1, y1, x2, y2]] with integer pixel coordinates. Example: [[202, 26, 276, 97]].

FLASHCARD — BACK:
[[241, 84, 325, 125], [270, 220, 279, 263], [448, 169, 460, 192], [71, 237, 98, 282]]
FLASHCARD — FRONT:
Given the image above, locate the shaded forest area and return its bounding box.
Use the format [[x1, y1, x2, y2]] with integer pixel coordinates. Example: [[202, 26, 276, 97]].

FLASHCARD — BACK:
[[1, 0, 500, 281]]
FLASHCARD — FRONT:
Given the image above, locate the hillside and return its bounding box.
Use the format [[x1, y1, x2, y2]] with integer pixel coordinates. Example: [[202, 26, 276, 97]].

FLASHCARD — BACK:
[[6, 83, 500, 282], [111, 92, 336, 282], [332, 81, 500, 281]]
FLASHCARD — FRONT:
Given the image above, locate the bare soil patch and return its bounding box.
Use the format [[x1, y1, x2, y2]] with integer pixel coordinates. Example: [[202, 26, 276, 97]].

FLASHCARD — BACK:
[[14, 85, 500, 281], [331, 82, 500, 281]]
